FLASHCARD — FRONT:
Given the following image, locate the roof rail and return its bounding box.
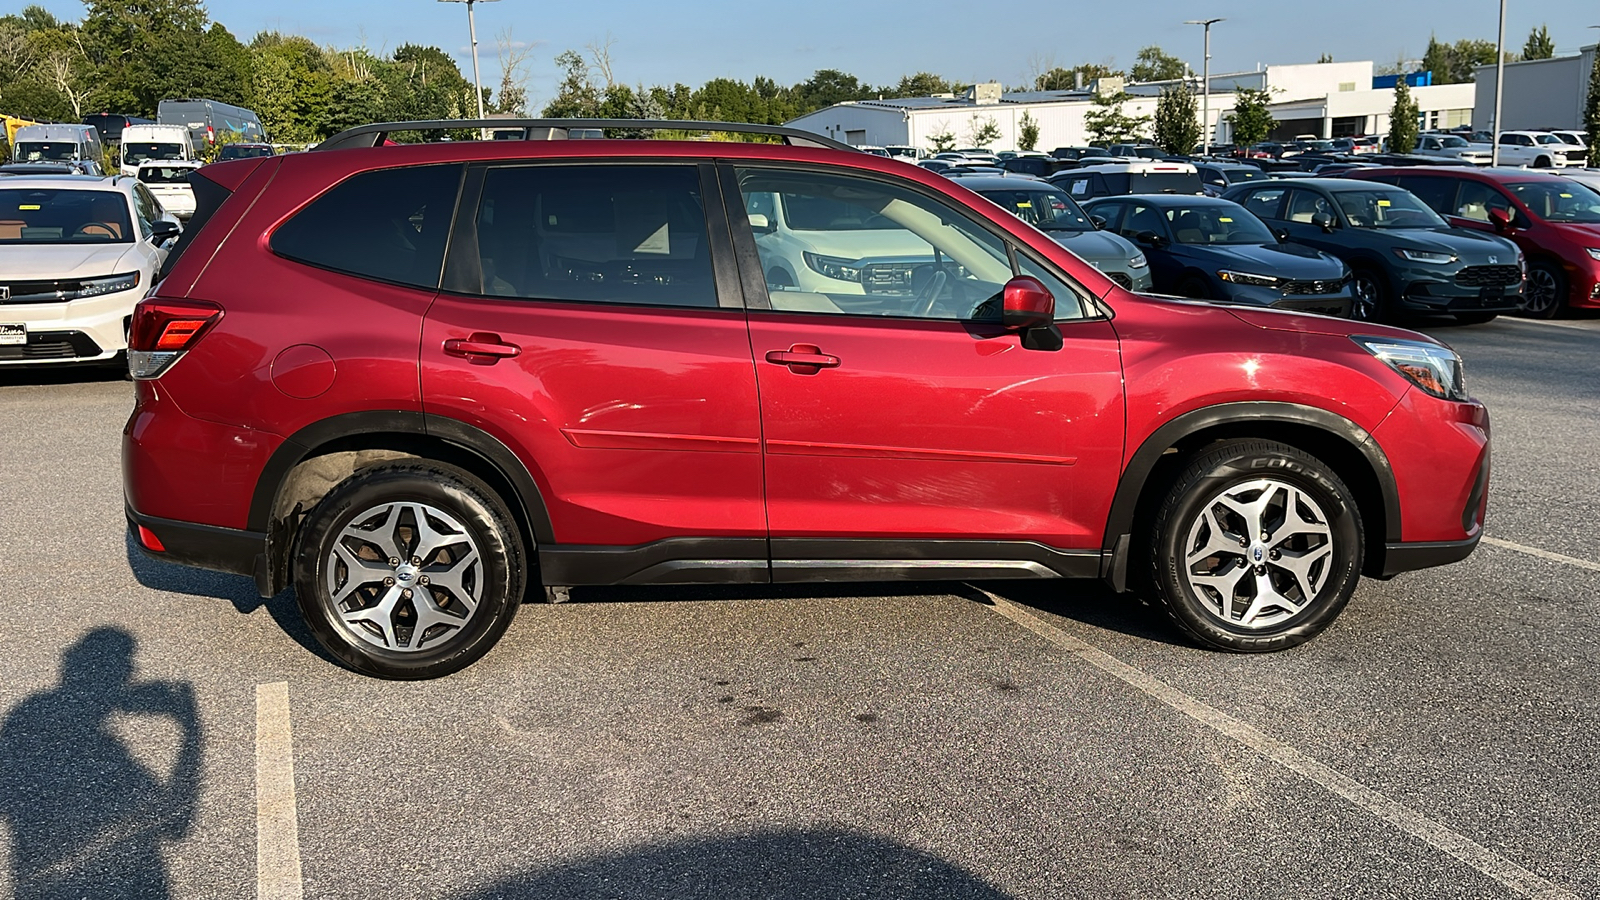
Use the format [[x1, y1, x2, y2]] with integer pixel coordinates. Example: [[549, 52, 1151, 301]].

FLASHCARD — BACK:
[[313, 118, 856, 153]]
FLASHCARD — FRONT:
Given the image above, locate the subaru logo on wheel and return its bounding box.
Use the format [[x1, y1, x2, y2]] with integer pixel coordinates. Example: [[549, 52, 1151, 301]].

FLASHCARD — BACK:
[[1252, 546, 1264, 563]]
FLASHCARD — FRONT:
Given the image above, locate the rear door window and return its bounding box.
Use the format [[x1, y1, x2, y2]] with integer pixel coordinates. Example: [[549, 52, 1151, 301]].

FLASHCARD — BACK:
[[271, 164, 464, 290], [1395, 176, 1456, 215], [465, 164, 717, 308], [1238, 187, 1287, 220]]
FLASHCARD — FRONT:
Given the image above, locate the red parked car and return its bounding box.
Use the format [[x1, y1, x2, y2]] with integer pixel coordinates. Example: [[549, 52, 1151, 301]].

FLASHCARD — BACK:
[[1346, 166, 1600, 318], [123, 119, 1491, 679]]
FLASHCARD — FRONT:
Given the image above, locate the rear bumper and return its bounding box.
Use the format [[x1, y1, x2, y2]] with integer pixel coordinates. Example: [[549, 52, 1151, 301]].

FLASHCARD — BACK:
[[1379, 535, 1480, 577], [127, 506, 265, 582]]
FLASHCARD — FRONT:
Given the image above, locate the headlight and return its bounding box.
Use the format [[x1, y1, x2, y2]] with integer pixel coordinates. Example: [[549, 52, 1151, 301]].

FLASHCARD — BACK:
[[1128, 253, 1148, 269], [76, 272, 141, 298], [1393, 249, 1457, 264], [803, 252, 861, 282], [1587, 248, 1600, 261], [1354, 337, 1468, 401], [1217, 270, 1279, 287]]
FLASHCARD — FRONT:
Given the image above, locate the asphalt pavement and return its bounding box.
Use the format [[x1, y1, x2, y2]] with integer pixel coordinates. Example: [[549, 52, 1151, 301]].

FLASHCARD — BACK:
[[0, 314, 1596, 900]]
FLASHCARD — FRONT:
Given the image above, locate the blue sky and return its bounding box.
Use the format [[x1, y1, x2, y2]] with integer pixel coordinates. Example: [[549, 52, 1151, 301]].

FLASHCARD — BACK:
[[36, 0, 1600, 102]]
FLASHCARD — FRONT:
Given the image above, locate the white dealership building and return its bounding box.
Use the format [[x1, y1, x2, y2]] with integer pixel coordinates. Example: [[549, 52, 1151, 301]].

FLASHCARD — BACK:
[[787, 60, 1476, 153]]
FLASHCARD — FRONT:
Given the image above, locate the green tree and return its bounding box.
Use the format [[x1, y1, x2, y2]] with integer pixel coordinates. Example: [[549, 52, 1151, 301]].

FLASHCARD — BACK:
[[81, 0, 252, 116], [542, 49, 600, 117], [966, 114, 1001, 148], [1083, 90, 1150, 145], [1585, 50, 1600, 154], [1130, 45, 1186, 83], [1018, 110, 1040, 151], [1034, 62, 1119, 91], [1388, 79, 1419, 153], [1422, 36, 1501, 84], [247, 33, 332, 142], [1227, 87, 1274, 148], [885, 71, 951, 97], [1153, 83, 1200, 155], [928, 122, 955, 153], [794, 68, 866, 109], [1317, 53, 1334, 64], [1521, 25, 1554, 61]]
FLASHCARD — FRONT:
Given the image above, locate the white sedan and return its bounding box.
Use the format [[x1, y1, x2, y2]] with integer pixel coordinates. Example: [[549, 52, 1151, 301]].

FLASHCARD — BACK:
[[136, 160, 205, 220]]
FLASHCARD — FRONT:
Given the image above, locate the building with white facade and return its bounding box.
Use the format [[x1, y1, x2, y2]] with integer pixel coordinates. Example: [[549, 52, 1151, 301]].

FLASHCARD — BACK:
[[787, 60, 1477, 153], [1471, 44, 1597, 132]]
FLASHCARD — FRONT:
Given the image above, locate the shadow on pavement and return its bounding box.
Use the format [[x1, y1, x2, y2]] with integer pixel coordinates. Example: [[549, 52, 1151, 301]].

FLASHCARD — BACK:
[[0, 363, 127, 388], [0, 628, 201, 900], [123, 531, 328, 661], [967, 579, 1193, 649], [461, 827, 1013, 899]]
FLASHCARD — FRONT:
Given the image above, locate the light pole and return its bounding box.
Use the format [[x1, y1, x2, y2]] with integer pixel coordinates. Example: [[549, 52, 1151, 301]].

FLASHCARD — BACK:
[[439, 0, 500, 126], [1491, 0, 1506, 166], [1186, 18, 1224, 156]]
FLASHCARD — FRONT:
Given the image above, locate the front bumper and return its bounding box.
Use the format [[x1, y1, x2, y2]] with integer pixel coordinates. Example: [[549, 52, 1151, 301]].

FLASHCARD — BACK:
[[1218, 280, 1355, 317], [1394, 267, 1523, 314], [0, 286, 139, 365], [1368, 388, 1491, 576]]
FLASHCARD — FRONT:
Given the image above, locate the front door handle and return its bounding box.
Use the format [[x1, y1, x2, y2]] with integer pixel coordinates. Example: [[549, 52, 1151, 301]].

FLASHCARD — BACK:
[[765, 344, 840, 374], [444, 333, 521, 362]]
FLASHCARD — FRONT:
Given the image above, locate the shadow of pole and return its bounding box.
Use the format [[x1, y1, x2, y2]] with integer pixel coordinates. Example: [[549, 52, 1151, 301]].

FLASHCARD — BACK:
[[0, 628, 202, 900]]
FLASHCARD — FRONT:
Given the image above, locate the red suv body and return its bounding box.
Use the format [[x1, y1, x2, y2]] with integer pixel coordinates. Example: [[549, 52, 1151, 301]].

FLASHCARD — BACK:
[[1348, 166, 1600, 317], [123, 121, 1491, 678]]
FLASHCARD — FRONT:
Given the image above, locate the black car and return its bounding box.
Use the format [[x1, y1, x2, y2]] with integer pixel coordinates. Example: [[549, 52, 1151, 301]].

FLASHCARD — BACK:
[[1047, 163, 1204, 202], [1000, 156, 1075, 178], [1222, 178, 1524, 323], [82, 113, 153, 145], [1050, 146, 1111, 161], [1082, 195, 1354, 316], [1195, 162, 1268, 197]]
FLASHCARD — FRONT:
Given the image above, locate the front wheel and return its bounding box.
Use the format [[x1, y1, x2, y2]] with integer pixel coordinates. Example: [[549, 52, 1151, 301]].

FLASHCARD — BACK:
[[1519, 262, 1565, 319], [1145, 440, 1364, 653], [293, 463, 526, 679], [1349, 269, 1387, 322]]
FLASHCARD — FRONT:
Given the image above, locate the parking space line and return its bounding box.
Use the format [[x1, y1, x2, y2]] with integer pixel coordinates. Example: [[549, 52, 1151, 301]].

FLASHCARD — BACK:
[[977, 591, 1578, 900], [256, 682, 305, 900], [1482, 537, 1600, 573], [1495, 318, 1600, 333]]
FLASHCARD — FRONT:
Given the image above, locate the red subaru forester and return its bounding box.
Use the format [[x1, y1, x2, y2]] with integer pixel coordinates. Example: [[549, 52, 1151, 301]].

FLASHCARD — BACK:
[[123, 120, 1490, 679]]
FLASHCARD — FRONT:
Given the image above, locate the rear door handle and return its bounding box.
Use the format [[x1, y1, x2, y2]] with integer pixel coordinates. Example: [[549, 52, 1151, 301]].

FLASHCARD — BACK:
[[765, 344, 840, 374], [444, 333, 521, 361]]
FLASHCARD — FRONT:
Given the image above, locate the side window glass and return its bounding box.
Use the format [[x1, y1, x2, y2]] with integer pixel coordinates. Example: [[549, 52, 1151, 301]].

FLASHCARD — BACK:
[[471, 164, 716, 308], [734, 167, 1013, 321], [1065, 177, 1091, 198], [131, 187, 156, 238], [1454, 181, 1512, 223], [1396, 176, 1454, 214], [1240, 188, 1286, 221], [272, 164, 463, 290], [1013, 251, 1090, 322], [1284, 190, 1335, 225], [1089, 203, 1125, 233]]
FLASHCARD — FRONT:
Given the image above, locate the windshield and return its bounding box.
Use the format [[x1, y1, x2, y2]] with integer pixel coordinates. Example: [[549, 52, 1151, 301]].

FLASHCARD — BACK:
[[1551, 133, 1582, 145], [0, 189, 133, 244], [220, 145, 272, 159], [1535, 134, 1563, 145], [1118, 172, 1203, 195], [1166, 205, 1277, 244], [980, 188, 1094, 233], [1507, 181, 1600, 223], [1224, 168, 1264, 184], [1302, 141, 1336, 151], [123, 143, 186, 166], [138, 165, 196, 185], [14, 142, 80, 162], [1438, 136, 1469, 148], [1334, 190, 1447, 229]]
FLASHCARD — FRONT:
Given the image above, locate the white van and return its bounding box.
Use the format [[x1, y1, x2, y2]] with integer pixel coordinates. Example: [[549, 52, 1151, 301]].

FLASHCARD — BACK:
[[11, 124, 105, 174], [120, 124, 194, 177]]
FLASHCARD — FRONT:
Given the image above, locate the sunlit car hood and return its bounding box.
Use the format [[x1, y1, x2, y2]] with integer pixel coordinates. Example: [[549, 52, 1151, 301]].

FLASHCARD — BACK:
[[1390, 228, 1516, 261], [1045, 229, 1142, 265], [0, 242, 137, 279], [1178, 240, 1345, 277]]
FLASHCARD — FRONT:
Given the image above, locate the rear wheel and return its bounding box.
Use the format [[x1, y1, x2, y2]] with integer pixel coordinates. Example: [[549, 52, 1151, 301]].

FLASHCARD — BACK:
[[1145, 440, 1364, 653], [293, 463, 525, 679], [1350, 268, 1387, 322], [1519, 262, 1565, 319]]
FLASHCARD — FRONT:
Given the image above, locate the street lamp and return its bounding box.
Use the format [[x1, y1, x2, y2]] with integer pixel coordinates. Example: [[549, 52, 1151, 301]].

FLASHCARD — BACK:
[[1491, 0, 1506, 166], [438, 0, 500, 126], [1185, 18, 1224, 156]]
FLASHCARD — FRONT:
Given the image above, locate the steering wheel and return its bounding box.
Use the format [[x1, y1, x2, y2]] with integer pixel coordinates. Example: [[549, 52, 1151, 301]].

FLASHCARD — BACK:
[[913, 270, 950, 317], [73, 223, 117, 239]]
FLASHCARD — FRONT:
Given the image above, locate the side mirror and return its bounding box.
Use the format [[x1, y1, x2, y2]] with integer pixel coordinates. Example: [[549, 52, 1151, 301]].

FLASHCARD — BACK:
[[746, 213, 775, 234], [1134, 230, 1168, 249], [1487, 207, 1512, 232], [1311, 212, 1335, 233], [1001, 275, 1055, 329], [1089, 214, 1108, 230], [151, 219, 181, 243], [1272, 227, 1290, 243]]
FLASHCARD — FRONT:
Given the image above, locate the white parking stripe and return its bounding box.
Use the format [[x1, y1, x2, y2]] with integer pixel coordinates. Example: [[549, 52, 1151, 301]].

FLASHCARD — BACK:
[[979, 592, 1579, 900], [1482, 537, 1600, 573], [1496, 318, 1600, 333], [256, 682, 305, 900]]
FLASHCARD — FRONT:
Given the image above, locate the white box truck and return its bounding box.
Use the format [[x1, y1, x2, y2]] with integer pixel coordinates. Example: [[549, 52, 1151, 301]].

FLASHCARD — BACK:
[[119, 123, 194, 176]]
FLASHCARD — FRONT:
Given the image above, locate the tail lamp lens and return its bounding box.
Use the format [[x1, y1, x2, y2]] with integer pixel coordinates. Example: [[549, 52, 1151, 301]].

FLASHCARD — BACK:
[[128, 298, 221, 379]]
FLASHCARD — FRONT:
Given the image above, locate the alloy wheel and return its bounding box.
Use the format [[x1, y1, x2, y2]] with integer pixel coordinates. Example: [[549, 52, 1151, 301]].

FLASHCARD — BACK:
[[325, 501, 483, 652], [1521, 267, 1560, 317], [1182, 478, 1334, 629], [1351, 274, 1381, 321]]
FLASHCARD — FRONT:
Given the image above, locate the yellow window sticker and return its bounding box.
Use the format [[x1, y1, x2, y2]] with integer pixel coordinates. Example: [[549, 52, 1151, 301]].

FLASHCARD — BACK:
[[1560, 192, 1572, 198], [19, 204, 39, 210], [1219, 216, 1234, 222], [1377, 199, 1392, 207], [1016, 201, 1032, 208]]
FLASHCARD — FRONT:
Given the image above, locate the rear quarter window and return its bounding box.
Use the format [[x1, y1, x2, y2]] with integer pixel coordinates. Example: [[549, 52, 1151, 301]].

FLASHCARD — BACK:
[[270, 164, 465, 290]]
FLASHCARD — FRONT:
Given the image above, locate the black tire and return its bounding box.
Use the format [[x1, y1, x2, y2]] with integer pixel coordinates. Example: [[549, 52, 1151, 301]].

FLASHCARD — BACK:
[[1349, 267, 1388, 322], [1178, 275, 1211, 300], [1533, 155, 1552, 169], [1453, 312, 1498, 325], [293, 462, 525, 679], [1518, 261, 1565, 320], [1145, 440, 1364, 653]]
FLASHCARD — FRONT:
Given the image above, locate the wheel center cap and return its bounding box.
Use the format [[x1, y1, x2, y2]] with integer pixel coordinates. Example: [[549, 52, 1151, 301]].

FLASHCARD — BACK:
[[394, 564, 418, 584], [1250, 545, 1266, 564]]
